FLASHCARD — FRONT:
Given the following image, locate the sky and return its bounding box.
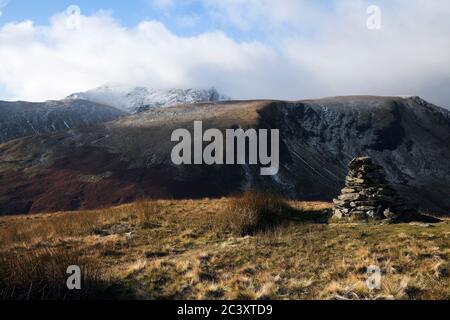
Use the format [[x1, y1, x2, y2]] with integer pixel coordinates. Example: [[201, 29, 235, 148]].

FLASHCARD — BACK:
[[0, 0, 449, 108]]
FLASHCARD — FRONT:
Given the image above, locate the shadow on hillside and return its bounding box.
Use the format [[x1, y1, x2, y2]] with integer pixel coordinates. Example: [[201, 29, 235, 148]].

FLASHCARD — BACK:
[[396, 212, 442, 224], [285, 208, 332, 224], [0, 247, 135, 300], [0, 278, 133, 301]]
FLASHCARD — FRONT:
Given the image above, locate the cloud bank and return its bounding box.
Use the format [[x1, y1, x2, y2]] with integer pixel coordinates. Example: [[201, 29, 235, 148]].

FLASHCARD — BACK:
[[0, 0, 449, 108]]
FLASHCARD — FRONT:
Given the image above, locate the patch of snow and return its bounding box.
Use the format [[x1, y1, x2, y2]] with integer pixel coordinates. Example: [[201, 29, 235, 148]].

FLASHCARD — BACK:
[[66, 84, 230, 113]]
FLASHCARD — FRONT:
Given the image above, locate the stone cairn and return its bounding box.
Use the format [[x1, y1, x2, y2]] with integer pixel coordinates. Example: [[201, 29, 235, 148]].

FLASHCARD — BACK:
[[333, 156, 411, 221]]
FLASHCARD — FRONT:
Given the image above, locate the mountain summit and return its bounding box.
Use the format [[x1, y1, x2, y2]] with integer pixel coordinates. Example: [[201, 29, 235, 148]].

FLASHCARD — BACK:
[[67, 84, 230, 113]]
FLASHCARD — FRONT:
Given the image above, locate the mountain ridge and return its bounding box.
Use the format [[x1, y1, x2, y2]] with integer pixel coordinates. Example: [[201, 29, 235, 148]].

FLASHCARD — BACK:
[[0, 95, 449, 215], [66, 84, 230, 113], [0, 98, 126, 144]]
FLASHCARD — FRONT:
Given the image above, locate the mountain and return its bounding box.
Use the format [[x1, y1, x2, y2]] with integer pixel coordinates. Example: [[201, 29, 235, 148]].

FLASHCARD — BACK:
[[0, 99, 126, 144], [67, 84, 230, 113], [0, 96, 449, 215]]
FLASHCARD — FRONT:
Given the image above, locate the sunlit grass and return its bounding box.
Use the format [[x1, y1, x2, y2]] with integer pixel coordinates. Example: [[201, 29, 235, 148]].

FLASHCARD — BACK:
[[0, 197, 448, 300]]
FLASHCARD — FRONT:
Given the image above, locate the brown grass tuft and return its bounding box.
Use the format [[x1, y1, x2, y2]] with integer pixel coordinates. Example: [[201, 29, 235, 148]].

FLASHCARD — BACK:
[[214, 191, 291, 236], [134, 200, 164, 228], [0, 247, 107, 300]]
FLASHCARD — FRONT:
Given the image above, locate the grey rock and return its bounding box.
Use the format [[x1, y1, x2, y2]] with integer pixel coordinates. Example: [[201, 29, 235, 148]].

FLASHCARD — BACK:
[[333, 156, 414, 221], [356, 206, 377, 211], [383, 208, 397, 219], [333, 209, 343, 219], [338, 193, 362, 201]]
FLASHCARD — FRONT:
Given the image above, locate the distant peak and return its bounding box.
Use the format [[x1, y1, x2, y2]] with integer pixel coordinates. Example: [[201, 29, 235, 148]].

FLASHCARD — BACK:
[[66, 85, 230, 113]]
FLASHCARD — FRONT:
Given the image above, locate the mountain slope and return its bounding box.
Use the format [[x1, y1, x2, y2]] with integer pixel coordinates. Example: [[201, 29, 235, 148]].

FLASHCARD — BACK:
[[0, 99, 126, 143], [0, 96, 449, 215], [67, 84, 230, 113]]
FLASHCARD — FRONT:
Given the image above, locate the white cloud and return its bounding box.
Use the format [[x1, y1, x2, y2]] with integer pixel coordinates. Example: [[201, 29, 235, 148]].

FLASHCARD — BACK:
[[280, 0, 450, 105], [0, 1, 449, 107], [0, 11, 275, 101]]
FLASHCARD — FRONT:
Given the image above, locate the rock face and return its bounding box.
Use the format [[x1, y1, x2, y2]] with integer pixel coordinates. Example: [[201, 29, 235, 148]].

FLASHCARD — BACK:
[[333, 157, 411, 221], [0, 99, 126, 143]]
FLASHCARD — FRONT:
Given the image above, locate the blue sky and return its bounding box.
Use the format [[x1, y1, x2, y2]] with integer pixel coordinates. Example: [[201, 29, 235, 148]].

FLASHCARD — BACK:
[[0, 0, 335, 40], [0, 0, 258, 38], [1, 1, 148, 26], [0, 1, 449, 107]]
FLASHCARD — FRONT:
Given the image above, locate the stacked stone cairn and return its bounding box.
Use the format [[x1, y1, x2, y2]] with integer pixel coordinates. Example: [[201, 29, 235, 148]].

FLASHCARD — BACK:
[[333, 156, 412, 222]]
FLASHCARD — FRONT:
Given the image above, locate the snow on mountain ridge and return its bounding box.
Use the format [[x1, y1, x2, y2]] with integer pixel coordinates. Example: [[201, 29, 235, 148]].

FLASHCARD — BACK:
[[67, 84, 230, 113]]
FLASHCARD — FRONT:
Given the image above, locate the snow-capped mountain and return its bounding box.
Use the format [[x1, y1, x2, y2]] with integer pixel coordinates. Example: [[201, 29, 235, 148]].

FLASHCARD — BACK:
[[67, 84, 230, 113]]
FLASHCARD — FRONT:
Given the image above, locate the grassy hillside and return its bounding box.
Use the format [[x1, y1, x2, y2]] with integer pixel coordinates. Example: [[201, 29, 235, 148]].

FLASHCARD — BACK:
[[0, 197, 448, 300]]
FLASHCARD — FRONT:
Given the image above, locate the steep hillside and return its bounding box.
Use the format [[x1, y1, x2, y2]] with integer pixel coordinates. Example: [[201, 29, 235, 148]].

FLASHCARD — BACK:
[[0, 99, 126, 143], [0, 96, 449, 215]]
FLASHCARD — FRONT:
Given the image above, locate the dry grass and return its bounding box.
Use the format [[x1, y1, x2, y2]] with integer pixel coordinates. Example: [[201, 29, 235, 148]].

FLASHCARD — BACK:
[[0, 198, 448, 300], [213, 191, 291, 236], [0, 247, 105, 300]]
